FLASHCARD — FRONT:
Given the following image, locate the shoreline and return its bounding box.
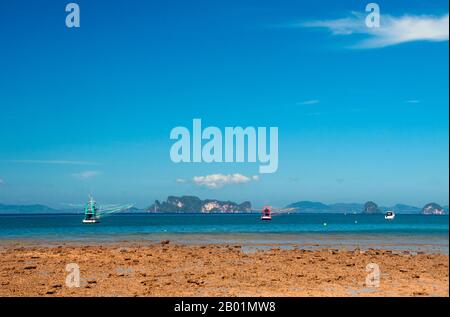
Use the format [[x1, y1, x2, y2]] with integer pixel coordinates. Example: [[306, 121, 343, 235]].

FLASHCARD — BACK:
[[1, 231, 448, 255], [0, 241, 448, 297]]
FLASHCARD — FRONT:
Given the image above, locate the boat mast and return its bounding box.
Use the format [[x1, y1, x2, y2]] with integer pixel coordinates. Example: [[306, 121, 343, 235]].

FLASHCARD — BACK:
[[84, 195, 97, 220]]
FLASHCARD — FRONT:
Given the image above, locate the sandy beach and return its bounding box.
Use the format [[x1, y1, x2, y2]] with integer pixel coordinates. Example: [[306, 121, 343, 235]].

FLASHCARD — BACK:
[[0, 241, 448, 297]]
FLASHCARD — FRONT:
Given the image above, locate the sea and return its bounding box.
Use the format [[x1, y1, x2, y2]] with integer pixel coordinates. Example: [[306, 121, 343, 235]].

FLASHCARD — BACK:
[[0, 213, 448, 253]]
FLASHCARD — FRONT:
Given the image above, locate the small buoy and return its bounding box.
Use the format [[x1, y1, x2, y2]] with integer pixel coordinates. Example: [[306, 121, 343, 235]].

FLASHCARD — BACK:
[[354, 220, 358, 224], [323, 222, 327, 226]]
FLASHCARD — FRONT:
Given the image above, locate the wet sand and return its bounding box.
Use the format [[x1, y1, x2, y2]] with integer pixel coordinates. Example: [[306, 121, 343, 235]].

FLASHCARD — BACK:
[[0, 241, 448, 297]]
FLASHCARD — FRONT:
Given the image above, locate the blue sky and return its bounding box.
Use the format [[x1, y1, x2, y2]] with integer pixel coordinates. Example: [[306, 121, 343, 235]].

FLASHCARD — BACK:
[[0, 0, 448, 209]]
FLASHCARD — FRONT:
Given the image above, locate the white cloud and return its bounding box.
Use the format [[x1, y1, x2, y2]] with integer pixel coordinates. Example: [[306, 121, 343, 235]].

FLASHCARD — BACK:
[[72, 170, 101, 179], [300, 13, 449, 48], [176, 178, 187, 183], [297, 100, 320, 105], [193, 173, 259, 189]]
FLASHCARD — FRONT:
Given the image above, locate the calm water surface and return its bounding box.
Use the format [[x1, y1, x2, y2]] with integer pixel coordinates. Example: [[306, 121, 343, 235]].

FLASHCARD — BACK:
[[0, 213, 448, 253]]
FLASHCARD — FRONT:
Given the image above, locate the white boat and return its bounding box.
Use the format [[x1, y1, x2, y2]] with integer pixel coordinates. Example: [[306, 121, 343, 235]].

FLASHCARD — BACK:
[[82, 218, 99, 224], [384, 211, 395, 220]]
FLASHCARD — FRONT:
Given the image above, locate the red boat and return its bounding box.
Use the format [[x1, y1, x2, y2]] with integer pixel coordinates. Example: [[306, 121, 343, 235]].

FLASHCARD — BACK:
[[261, 206, 272, 220]]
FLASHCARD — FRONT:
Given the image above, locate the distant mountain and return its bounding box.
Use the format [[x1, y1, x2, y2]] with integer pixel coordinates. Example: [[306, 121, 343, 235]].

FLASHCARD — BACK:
[[285, 201, 428, 214], [148, 196, 252, 213], [286, 201, 379, 213], [328, 203, 364, 213], [115, 206, 146, 213], [386, 204, 421, 214], [286, 201, 330, 213], [362, 201, 381, 214], [287, 201, 378, 214], [1, 200, 447, 215], [422, 202, 446, 215], [0, 204, 58, 214], [0, 203, 148, 215]]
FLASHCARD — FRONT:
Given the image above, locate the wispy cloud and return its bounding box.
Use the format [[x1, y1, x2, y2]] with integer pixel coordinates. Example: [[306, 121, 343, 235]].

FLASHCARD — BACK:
[[299, 13, 449, 48], [72, 170, 101, 179], [0, 179, 4, 185], [7, 160, 97, 165], [405, 99, 421, 104], [297, 99, 320, 105], [193, 173, 259, 189], [175, 178, 187, 183]]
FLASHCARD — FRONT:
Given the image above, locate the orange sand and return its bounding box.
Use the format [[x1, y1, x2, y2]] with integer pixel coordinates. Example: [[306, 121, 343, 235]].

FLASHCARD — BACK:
[[0, 242, 448, 297]]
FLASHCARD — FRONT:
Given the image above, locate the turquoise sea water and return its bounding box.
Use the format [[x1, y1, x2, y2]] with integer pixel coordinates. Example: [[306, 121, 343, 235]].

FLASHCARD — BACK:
[[0, 213, 448, 253]]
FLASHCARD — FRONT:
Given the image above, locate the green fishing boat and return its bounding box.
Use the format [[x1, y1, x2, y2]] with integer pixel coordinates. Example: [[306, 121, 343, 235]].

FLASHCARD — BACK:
[[83, 195, 100, 224]]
